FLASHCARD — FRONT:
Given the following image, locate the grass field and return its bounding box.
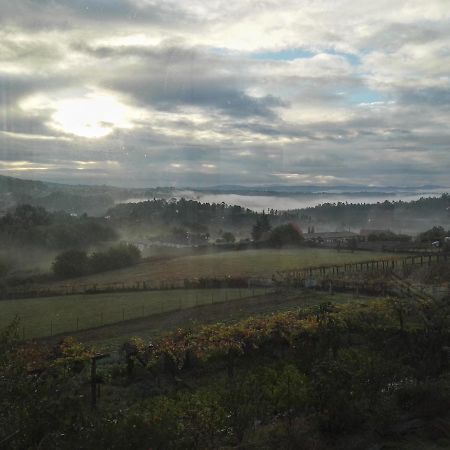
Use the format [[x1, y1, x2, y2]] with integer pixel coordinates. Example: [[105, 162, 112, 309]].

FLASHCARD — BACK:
[[0, 288, 268, 339], [79, 291, 383, 351], [48, 248, 398, 288]]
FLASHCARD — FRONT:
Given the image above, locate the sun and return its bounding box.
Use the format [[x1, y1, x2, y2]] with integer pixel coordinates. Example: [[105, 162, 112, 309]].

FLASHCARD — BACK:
[[50, 94, 136, 138], [21, 91, 139, 139]]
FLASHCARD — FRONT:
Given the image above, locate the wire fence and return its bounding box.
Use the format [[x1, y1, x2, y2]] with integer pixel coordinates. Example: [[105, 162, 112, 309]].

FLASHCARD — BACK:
[[0, 276, 272, 300], [275, 252, 449, 283], [7, 287, 274, 340]]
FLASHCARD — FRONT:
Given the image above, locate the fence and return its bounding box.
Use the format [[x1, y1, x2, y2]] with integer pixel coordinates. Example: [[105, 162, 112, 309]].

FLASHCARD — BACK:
[[2, 252, 448, 301], [0, 275, 273, 301], [274, 252, 449, 284], [10, 287, 274, 340], [287, 273, 449, 303]]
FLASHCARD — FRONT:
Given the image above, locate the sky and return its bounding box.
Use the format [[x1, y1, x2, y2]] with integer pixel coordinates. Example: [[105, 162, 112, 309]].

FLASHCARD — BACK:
[[0, 0, 449, 188]]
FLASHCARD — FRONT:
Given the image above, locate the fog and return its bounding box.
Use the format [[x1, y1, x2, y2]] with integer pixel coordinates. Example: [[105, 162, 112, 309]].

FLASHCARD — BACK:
[[125, 190, 446, 212]]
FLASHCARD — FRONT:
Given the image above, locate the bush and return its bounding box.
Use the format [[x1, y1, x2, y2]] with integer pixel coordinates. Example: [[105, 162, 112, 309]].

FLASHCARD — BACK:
[[89, 244, 141, 273], [52, 244, 141, 279], [52, 250, 89, 278]]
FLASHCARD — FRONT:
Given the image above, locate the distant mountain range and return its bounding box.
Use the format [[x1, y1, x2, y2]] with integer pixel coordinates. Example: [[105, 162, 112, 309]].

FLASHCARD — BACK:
[[0, 174, 448, 216], [191, 184, 449, 196]]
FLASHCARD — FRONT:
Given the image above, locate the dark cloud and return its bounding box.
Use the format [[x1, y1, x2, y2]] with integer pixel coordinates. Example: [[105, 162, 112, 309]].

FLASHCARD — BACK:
[[100, 46, 288, 118], [397, 87, 450, 108], [0, 0, 194, 30]]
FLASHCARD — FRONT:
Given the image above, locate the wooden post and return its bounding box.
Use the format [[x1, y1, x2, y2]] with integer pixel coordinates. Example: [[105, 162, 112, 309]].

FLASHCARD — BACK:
[[90, 353, 109, 408], [91, 358, 97, 408]]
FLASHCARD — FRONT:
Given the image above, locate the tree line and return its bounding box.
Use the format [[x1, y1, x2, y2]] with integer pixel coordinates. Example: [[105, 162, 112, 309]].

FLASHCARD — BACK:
[[0, 204, 117, 250]]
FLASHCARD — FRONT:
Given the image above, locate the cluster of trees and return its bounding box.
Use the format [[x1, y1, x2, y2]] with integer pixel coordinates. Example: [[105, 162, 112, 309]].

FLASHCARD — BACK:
[[107, 198, 259, 230], [418, 225, 450, 243], [30, 191, 115, 216], [295, 194, 450, 228], [52, 243, 141, 278], [108, 198, 310, 246], [0, 205, 117, 250]]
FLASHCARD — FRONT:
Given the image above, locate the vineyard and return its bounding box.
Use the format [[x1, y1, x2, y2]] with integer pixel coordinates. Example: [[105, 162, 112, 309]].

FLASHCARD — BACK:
[[2, 293, 449, 449]]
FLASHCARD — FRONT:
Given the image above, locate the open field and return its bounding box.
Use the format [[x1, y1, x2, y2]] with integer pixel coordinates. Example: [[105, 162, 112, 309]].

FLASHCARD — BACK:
[[47, 248, 398, 288], [0, 288, 268, 339]]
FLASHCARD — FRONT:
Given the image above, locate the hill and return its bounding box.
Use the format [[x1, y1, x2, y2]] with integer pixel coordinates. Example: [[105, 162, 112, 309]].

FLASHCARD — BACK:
[[0, 174, 171, 216]]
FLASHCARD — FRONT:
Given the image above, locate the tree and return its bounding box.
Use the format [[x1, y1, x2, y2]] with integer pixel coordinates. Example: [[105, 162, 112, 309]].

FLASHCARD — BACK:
[[268, 223, 303, 248], [222, 232, 236, 244], [52, 250, 89, 278], [418, 226, 447, 243], [251, 213, 271, 242]]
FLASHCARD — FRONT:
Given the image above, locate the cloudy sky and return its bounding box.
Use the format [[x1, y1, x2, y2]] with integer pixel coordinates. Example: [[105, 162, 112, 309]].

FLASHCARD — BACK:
[[0, 0, 449, 187]]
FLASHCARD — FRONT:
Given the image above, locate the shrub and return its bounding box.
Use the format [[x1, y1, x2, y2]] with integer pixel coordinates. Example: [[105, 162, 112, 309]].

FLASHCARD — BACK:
[[52, 249, 89, 278], [52, 244, 141, 278], [89, 243, 141, 273]]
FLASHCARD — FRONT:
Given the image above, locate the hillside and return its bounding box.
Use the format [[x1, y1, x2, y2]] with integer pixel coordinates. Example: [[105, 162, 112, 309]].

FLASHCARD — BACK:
[[0, 174, 171, 216]]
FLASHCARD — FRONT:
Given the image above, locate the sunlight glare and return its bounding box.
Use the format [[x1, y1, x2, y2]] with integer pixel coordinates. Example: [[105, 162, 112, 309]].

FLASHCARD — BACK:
[[51, 94, 135, 138]]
